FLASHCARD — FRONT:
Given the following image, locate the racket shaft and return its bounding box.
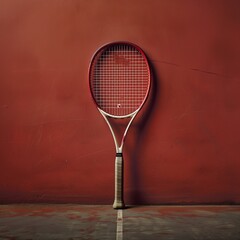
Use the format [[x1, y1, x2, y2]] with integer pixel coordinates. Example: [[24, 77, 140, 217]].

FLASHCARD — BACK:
[[113, 155, 125, 209]]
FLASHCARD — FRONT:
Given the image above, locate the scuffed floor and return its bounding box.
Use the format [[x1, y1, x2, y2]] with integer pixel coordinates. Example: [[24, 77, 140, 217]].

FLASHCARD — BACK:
[[0, 205, 239, 239]]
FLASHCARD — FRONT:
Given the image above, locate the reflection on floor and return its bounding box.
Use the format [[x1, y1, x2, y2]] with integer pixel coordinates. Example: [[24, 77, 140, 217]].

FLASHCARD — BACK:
[[0, 205, 240, 239]]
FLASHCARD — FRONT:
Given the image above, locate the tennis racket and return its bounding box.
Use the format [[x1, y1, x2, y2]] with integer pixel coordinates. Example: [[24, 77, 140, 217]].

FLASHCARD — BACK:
[[89, 42, 151, 209]]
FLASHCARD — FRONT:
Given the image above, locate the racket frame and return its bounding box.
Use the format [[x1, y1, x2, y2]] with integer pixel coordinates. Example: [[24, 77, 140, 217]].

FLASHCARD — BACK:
[[89, 41, 151, 208]]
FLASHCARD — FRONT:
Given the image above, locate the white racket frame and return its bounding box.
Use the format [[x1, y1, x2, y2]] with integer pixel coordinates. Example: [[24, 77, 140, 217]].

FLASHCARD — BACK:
[[89, 42, 151, 209]]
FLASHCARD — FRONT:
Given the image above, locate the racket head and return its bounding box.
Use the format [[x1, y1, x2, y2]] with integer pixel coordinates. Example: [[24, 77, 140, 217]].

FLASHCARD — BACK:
[[89, 42, 151, 118]]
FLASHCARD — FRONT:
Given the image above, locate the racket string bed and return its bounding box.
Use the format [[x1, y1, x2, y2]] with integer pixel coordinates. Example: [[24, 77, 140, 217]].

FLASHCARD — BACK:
[[91, 44, 149, 117]]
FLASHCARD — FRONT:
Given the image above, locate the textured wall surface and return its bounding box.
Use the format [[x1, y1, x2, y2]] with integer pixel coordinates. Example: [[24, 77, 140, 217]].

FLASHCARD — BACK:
[[0, 0, 240, 204]]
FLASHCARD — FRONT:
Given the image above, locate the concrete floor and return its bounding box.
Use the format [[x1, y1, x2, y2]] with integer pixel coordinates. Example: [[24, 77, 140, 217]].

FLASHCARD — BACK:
[[0, 205, 239, 239]]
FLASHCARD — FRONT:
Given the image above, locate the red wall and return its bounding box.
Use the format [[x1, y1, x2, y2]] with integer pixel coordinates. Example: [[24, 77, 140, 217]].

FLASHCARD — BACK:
[[0, 0, 240, 204]]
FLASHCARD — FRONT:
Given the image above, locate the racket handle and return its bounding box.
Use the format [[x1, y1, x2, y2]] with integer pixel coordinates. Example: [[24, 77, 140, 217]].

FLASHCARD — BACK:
[[113, 153, 125, 209]]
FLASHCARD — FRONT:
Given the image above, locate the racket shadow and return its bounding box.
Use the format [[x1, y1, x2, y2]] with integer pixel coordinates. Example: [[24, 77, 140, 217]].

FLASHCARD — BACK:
[[126, 61, 160, 206]]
